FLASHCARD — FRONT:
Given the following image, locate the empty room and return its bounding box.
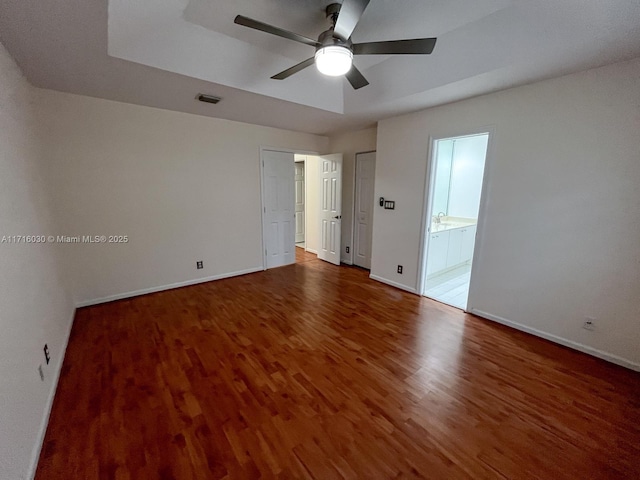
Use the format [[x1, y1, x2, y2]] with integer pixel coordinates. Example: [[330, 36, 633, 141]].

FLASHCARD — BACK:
[[1, 0, 640, 479]]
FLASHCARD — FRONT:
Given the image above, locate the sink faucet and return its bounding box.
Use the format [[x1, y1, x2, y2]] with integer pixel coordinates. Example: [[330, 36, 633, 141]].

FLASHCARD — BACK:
[[433, 212, 446, 224]]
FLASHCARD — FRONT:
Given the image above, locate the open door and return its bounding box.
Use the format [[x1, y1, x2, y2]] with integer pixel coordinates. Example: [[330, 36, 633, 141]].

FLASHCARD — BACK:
[[318, 154, 343, 266], [262, 150, 295, 269]]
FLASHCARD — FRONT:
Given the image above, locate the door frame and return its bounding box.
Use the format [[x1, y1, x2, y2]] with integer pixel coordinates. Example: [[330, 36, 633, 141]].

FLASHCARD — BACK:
[[416, 126, 496, 310], [259, 147, 318, 269], [352, 150, 377, 268], [294, 156, 306, 246]]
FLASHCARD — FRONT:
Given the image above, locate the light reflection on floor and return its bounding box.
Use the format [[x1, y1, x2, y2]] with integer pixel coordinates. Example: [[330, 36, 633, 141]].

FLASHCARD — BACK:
[[409, 301, 466, 399]]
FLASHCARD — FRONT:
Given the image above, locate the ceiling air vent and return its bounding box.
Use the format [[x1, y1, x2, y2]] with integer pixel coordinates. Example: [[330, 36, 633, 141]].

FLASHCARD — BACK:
[[197, 94, 221, 104]]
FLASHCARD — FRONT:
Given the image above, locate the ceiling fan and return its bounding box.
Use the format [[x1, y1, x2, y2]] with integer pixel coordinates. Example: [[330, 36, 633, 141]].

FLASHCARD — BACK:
[[234, 0, 437, 90]]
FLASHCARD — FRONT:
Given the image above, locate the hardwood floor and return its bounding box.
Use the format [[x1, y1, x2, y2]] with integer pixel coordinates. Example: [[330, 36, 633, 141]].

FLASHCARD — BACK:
[[37, 250, 640, 479]]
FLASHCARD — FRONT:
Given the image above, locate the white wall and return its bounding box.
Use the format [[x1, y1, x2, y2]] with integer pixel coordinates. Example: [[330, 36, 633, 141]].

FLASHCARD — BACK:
[[328, 128, 377, 264], [37, 91, 329, 305], [0, 43, 74, 479], [372, 57, 640, 369]]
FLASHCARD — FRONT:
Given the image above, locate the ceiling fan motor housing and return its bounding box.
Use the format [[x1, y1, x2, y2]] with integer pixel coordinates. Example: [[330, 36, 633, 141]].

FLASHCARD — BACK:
[[315, 30, 353, 76], [316, 4, 354, 77], [317, 29, 352, 52]]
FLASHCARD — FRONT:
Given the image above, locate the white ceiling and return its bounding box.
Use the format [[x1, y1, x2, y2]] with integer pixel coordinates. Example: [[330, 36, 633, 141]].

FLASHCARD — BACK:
[[1, 0, 640, 135]]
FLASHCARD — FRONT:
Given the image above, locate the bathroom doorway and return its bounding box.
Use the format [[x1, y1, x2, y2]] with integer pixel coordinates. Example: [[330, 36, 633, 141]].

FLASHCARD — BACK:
[[422, 133, 489, 310]]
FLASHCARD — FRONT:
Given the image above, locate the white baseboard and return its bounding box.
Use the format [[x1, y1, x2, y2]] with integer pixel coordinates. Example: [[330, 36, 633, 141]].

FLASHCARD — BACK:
[[470, 308, 640, 372], [305, 248, 318, 254], [28, 304, 76, 480], [369, 274, 419, 295], [76, 267, 263, 308]]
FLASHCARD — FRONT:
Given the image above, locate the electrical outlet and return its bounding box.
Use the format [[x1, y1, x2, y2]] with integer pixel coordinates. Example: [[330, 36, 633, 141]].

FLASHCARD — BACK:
[[583, 317, 596, 331], [346, 246, 350, 254], [38, 364, 44, 381], [196, 261, 203, 269], [44, 344, 50, 365], [397, 265, 403, 274]]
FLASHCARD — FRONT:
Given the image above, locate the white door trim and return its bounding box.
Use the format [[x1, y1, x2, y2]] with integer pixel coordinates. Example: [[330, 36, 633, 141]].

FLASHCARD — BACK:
[[303, 155, 311, 253], [303, 156, 308, 250], [416, 126, 496, 311], [294, 159, 305, 244]]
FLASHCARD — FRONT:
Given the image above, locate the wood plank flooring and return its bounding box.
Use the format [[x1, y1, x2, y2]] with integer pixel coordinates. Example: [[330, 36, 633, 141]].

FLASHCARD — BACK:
[[36, 250, 640, 479]]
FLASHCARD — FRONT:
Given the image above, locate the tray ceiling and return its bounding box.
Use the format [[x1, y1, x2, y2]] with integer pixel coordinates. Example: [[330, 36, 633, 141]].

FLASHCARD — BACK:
[[1, 0, 640, 134]]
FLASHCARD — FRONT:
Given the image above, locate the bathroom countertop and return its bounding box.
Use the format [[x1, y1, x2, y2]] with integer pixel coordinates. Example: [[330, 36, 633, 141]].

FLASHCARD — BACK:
[[430, 217, 476, 233]]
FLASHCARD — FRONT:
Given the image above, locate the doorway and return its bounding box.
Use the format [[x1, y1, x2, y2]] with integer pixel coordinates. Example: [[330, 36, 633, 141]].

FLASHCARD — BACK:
[[353, 151, 376, 269], [422, 133, 489, 309], [294, 159, 305, 248], [261, 150, 343, 269]]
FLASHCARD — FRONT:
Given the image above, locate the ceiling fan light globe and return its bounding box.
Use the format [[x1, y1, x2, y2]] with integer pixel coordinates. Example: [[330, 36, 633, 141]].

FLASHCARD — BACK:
[[315, 46, 353, 76]]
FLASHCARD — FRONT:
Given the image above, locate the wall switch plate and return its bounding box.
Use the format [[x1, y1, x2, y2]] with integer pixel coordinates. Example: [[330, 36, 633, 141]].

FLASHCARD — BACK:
[[384, 201, 395, 210], [346, 246, 350, 254], [44, 344, 50, 365], [196, 261, 203, 269], [397, 265, 403, 274]]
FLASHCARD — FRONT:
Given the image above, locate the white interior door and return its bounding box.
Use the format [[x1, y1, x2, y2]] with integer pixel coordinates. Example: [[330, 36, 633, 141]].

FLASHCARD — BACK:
[[318, 154, 342, 266], [262, 150, 295, 269], [294, 161, 305, 243], [353, 152, 376, 269]]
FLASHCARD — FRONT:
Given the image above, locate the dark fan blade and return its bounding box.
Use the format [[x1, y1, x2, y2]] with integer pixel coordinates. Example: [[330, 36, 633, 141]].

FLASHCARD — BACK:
[[353, 38, 437, 55], [234, 15, 320, 48], [333, 0, 371, 40], [345, 65, 369, 90], [271, 57, 315, 80]]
